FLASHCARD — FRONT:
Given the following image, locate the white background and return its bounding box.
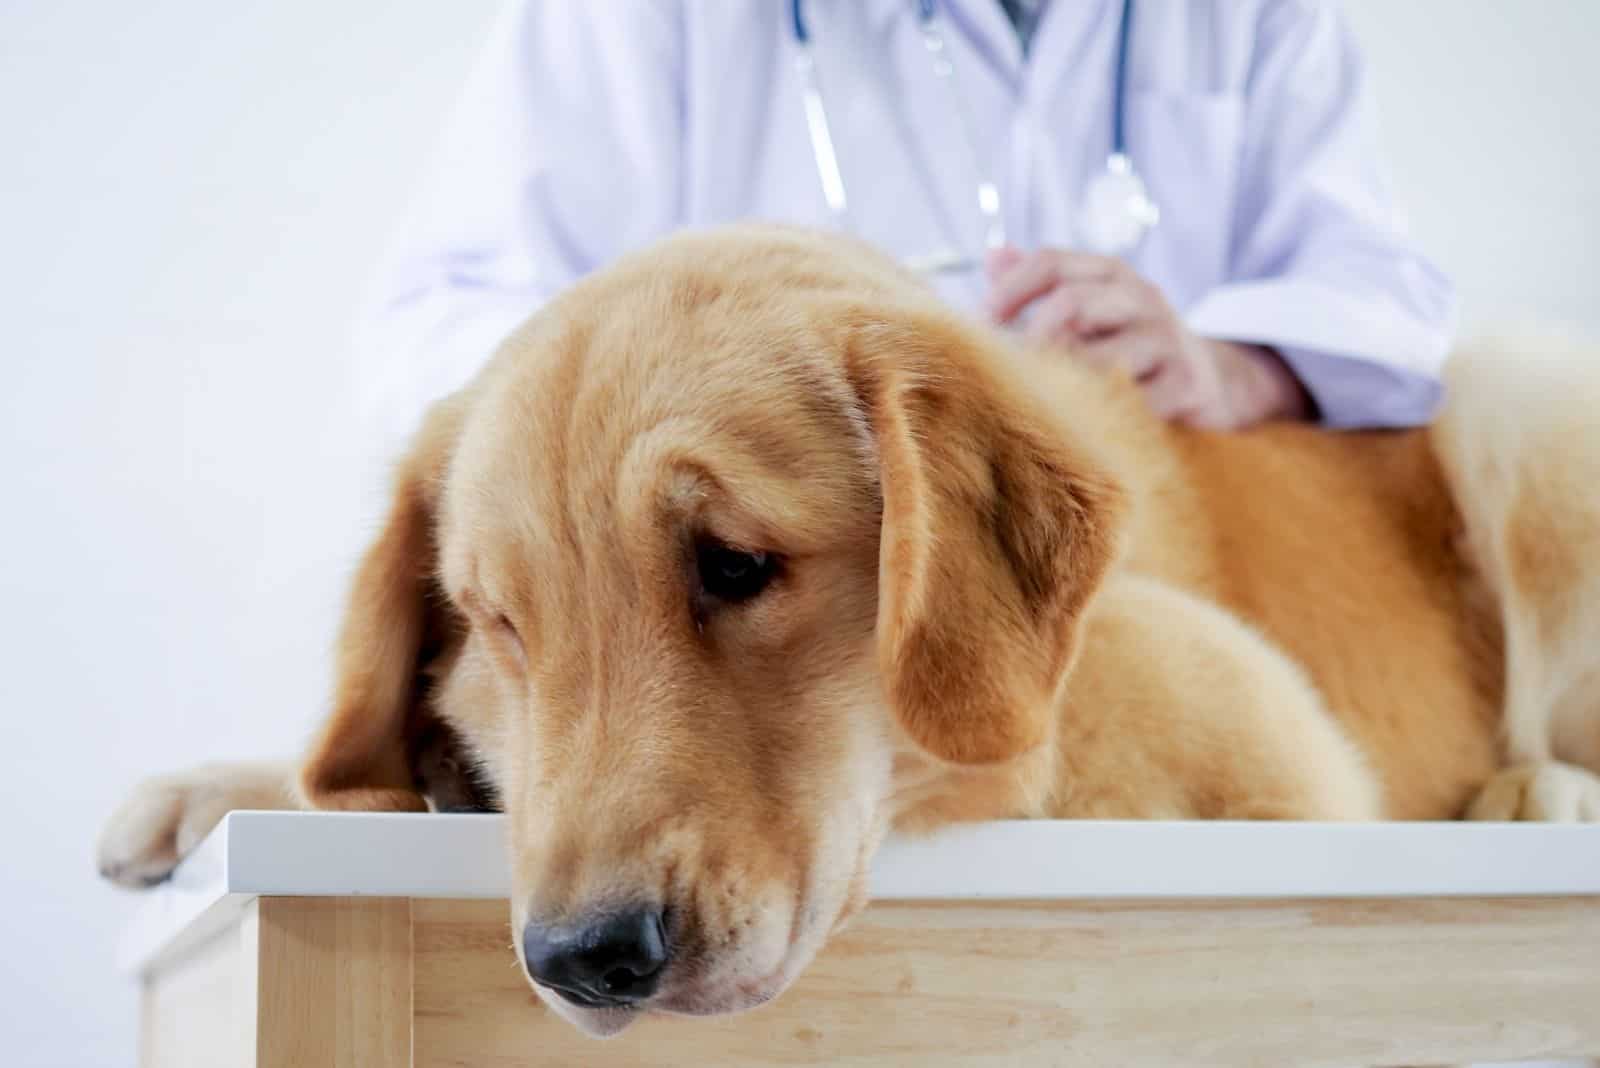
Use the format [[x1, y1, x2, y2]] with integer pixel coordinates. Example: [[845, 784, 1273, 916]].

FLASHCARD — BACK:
[[2, 2, 1596, 1064]]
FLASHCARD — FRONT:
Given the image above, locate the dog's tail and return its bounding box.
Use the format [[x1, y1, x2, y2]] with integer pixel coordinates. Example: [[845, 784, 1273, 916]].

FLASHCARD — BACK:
[[1430, 328, 1600, 770]]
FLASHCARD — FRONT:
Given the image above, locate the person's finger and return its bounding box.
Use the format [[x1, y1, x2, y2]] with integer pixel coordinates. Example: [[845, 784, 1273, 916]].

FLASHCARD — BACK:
[[1022, 287, 1082, 344], [1055, 280, 1148, 338], [1023, 282, 1146, 344], [987, 250, 1121, 324], [1047, 251, 1126, 282], [1030, 279, 1158, 342], [1138, 359, 1202, 422], [1073, 324, 1167, 379], [983, 244, 1024, 281], [986, 251, 1060, 324]]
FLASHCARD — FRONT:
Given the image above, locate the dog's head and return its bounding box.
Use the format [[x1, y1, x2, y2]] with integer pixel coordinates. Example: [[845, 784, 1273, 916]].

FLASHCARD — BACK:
[[299, 227, 1125, 1036]]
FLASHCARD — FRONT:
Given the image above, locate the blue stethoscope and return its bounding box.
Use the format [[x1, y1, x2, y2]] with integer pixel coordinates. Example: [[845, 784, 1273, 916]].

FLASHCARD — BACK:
[[790, 0, 1158, 271]]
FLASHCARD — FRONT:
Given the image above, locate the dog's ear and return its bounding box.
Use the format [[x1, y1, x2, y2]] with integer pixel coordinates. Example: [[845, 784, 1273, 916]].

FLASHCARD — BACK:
[[298, 395, 469, 811], [845, 309, 1126, 765]]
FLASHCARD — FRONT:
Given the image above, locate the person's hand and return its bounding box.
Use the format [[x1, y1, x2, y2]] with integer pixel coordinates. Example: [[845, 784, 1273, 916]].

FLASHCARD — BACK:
[[985, 247, 1311, 429]]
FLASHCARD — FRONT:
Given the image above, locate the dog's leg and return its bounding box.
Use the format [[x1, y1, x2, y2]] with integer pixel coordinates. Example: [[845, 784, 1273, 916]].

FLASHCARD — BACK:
[[1433, 334, 1600, 822], [1465, 761, 1600, 821], [96, 761, 300, 888], [1054, 575, 1385, 821]]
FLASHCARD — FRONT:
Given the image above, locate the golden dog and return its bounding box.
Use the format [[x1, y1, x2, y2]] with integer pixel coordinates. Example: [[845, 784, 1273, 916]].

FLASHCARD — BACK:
[[99, 226, 1600, 1037]]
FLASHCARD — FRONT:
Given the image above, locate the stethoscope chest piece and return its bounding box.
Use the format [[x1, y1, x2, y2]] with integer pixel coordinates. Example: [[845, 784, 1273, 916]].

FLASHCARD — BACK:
[[1079, 155, 1159, 256]]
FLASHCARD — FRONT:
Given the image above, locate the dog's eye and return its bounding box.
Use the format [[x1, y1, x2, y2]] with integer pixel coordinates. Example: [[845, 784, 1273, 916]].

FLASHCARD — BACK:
[[696, 542, 778, 604]]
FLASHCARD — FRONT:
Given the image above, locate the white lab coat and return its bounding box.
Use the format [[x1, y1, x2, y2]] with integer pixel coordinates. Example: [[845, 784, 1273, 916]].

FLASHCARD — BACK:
[[354, 0, 1457, 451]]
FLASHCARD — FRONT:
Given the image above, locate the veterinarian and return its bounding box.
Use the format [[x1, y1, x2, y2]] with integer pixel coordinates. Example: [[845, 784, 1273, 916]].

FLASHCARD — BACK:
[[356, 0, 1455, 445]]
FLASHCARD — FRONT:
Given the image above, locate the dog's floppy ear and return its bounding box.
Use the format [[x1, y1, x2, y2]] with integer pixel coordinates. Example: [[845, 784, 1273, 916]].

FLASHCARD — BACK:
[[845, 308, 1126, 765], [298, 395, 469, 811]]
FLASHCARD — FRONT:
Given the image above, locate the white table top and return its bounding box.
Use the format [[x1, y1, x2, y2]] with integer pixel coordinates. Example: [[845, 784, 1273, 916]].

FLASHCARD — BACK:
[[119, 812, 1600, 976]]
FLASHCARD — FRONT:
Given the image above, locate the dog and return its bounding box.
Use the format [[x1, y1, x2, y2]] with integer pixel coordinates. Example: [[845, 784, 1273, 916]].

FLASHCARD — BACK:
[[99, 225, 1600, 1038]]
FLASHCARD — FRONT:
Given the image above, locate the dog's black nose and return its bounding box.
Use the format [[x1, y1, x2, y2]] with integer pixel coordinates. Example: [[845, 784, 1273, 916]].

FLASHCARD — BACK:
[[522, 908, 668, 1006]]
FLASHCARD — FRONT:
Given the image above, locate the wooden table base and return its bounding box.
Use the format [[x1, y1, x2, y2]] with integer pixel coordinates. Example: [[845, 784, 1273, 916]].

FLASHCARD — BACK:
[[139, 895, 1600, 1067]]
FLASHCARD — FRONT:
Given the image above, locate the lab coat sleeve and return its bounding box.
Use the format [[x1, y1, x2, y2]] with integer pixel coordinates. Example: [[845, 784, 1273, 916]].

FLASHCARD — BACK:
[[350, 0, 685, 455], [1181, 0, 1459, 429]]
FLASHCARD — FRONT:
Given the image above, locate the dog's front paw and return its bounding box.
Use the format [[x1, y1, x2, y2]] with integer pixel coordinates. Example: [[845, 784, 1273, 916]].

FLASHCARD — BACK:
[[1465, 762, 1600, 822], [96, 762, 293, 888]]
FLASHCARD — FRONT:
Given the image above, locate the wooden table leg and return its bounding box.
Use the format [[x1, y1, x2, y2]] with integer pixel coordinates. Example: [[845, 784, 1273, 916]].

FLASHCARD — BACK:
[[141, 898, 412, 1068]]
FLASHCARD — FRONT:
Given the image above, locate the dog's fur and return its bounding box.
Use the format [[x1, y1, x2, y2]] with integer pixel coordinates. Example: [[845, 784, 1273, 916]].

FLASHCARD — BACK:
[[99, 227, 1600, 1036]]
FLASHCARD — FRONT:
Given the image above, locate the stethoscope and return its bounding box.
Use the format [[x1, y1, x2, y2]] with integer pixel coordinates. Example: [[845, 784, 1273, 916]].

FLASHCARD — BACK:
[[790, 0, 1159, 273]]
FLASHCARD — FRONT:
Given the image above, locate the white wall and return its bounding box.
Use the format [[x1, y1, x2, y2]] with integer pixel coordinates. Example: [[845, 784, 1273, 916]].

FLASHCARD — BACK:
[[0, 3, 499, 1064], [1345, 0, 1600, 334], [0, 3, 1595, 1065]]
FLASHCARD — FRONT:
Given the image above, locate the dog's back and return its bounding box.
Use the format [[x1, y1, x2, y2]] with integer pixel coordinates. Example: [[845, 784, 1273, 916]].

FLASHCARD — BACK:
[[1129, 332, 1600, 819], [1172, 426, 1501, 818]]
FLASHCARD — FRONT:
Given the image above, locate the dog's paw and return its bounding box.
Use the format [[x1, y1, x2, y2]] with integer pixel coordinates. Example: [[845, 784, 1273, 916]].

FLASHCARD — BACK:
[[1465, 762, 1600, 822], [96, 762, 293, 888]]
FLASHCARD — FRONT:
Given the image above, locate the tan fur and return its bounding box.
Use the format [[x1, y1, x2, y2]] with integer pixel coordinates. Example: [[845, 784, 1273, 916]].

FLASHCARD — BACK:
[[98, 226, 1600, 1035], [298, 393, 469, 814], [97, 761, 293, 886], [1431, 331, 1600, 814]]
